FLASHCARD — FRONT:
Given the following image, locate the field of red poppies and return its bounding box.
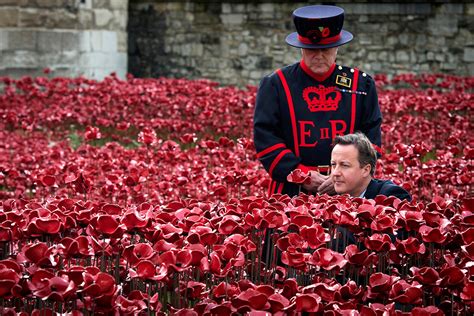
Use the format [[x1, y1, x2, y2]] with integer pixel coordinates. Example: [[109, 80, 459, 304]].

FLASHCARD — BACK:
[[0, 73, 473, 315]]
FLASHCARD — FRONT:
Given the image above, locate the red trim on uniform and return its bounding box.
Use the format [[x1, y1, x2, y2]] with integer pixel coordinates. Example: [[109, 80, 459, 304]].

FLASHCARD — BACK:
[[276, 69, 300, 157], [256, 143, 286, 159], [298, 34, 341, 45], [269, 149, 291, 177], [300, 60, 335, 82], [270, 181, 277, 195], [267, 180, 273, 196], [372, 143, 384, 155], [350, 68, 359, 133], [277, 182, 284, 194]]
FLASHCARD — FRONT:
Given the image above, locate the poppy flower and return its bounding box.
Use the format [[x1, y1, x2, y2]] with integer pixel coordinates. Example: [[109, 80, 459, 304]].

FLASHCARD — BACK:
[[286, 169, 311, 184], [268, 293, 290, 313], [213, 282, 240, 299], [419, 225, 448, 244], [366, 273, 398, 299], [411, 306, 444, 316], [300, 224, 330, 249], [123, 243, 155, 266], [115, 295, 147, 314], [23, 242, 55, 266], [232, 288, 269, 310], [411, 267, 440, 286], [281, 250, 308, 270], [0, 265, 20, 297], [181, 281, 207, 300], [439, 266, 465, 288], [28, 270, 76, 302], [364, 233, 394, 252], [295, 293, 321, 312], [389, 279, 423, 305], [309, 248, 347, 271]]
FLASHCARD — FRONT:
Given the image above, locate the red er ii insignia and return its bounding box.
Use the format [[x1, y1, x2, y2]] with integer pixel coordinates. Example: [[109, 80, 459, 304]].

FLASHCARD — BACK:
[[302, 85, 341, 112]]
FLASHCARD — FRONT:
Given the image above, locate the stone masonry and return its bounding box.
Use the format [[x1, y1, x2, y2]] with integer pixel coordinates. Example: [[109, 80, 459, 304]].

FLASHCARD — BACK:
[[0, 0, 128, 80], [128, 1, 474, 87]]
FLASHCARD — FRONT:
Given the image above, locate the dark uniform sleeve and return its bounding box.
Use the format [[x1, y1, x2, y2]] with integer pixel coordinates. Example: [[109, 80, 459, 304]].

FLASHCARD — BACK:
[[360, 75, 383, 155], [253, 74, 301, 183], [381, 182, 412, 202]]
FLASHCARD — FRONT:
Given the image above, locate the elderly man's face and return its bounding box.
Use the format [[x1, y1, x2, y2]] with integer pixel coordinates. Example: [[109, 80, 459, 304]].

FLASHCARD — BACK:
[[330, 144, 371, 197], [301, 47, 338, 76]]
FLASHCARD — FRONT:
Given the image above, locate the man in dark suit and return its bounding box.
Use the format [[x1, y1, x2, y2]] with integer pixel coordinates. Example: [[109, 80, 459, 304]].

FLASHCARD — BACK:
[[331, 132, 411, 201]]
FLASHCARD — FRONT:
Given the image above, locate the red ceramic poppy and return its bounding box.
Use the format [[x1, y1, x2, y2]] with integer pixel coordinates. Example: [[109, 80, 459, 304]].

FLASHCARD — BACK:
[[286, 169, 311, 185], [115, 295, 147, 314], [232, 288, 269, 310], [419, 225, 448, 244], [309, 248, 347, 271], [389, 279, 423, 305], [411, 306, 444, 316], [439, 266, 465, 288], [0, 266, 20, 297], [300, 224, 330, 249], [411, 267, 440, 286], [364, 233, 394, 252], [295, 293, 321, 312]]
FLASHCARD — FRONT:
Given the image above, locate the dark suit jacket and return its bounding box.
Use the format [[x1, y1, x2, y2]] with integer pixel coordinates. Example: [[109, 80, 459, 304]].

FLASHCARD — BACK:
[[363, 179, 412, 201]]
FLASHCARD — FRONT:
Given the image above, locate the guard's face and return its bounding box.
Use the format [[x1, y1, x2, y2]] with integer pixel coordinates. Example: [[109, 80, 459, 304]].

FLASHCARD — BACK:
[[301, 47, 338, 76], [331, 144, 371, 197]]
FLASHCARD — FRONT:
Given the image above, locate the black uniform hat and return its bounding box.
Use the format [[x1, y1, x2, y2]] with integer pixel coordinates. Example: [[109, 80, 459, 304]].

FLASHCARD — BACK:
[[286, 5, 353, 49]]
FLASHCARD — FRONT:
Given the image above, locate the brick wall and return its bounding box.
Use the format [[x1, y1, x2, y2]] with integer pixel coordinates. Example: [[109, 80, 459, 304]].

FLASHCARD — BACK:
[[128, 1, 474, 87], [0, 0, 128, 79]]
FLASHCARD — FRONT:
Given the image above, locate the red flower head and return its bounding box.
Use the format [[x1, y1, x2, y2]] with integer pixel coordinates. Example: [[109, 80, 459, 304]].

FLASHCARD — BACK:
[[309, 248, 347, 272], [439, 266, 465, 288], [300, 224, 330, 249], [84, 126, 101, 141], [389, 280, 423, 305], [419, 225, 448, 244], [365, 273, 398, 300], [138, 127, 158, 146], [212, 281, 240, 299], [295, 293, 321, 313], [123, 243, 156, 266], [364, 233, 394, 252], [396, 237, 426, 255], [115, 295, 147, 314], [411, 306, 444, 316], [90, 214, 125, 238], [411, 267, 440, 286], [287, 169, 311, 185], [344, 245, 371, 266], [0, 264, 20, 297], [28, 270, 76, 302], [232, 288, 269, 310], [281, 250, 308, 271], [23, 242, 56, 267]]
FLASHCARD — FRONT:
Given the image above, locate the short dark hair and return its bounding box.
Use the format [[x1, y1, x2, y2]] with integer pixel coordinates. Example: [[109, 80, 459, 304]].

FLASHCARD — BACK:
[[332, 132, 377, 176]]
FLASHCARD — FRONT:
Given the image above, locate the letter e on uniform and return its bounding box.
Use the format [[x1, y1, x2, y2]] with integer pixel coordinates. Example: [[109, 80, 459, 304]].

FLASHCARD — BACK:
[[299, 121, 318, 147]]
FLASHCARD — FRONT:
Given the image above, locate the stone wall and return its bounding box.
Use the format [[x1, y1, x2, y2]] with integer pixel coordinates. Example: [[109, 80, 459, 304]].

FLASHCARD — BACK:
[[128, 1, 474, 87], [0, 0, 128, 79]]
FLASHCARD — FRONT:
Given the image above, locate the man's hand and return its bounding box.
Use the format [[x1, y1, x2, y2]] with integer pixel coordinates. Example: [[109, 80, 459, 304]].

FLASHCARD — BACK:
[[302, 171, 328, 193], [318, 177, 336, 195]]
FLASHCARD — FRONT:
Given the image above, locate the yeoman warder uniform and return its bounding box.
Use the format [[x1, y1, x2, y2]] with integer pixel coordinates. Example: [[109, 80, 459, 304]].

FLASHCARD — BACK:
[[254, 5, 383, 197]]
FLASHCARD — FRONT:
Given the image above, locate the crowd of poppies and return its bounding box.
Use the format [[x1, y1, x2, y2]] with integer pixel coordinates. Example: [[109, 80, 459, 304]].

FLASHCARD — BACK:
[[0, 72, 473, 314]]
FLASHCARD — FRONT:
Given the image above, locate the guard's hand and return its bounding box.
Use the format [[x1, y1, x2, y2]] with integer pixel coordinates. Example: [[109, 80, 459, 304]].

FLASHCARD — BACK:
[[302, 171, 328, 193], [317, 177, 336, 195]]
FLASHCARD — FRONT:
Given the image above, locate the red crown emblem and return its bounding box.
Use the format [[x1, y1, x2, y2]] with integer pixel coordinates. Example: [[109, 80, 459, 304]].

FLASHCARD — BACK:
[[302, 85, 341, 112]]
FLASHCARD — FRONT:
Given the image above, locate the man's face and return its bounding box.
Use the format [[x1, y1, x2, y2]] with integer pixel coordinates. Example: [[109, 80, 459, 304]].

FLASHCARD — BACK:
[[331, 144, 371, 197], [301, 47, 338, 76]]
